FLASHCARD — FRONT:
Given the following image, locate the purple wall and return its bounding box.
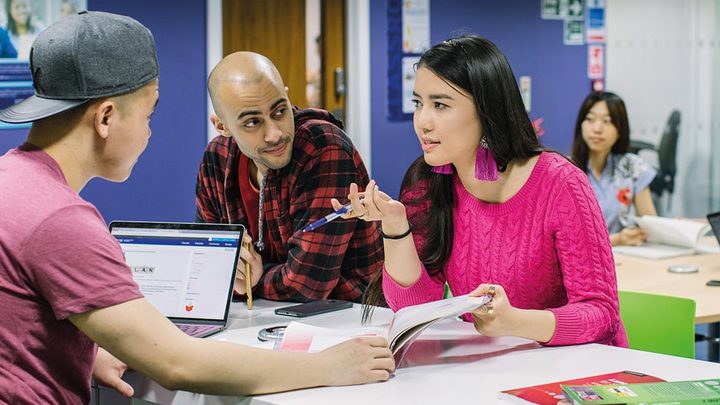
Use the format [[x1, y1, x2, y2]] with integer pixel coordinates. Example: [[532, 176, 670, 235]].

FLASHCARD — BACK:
[[0, 1, 590, 220], [0, 0, 208, 222], [370, 0, 591, 198]]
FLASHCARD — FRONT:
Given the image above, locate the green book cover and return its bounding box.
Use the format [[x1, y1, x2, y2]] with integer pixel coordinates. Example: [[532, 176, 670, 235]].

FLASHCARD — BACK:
[[561, 378, 720, 404]]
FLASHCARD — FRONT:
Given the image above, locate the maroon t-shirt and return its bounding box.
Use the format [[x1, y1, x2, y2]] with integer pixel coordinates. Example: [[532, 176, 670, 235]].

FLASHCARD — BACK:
[[0, 144, 142, 404]]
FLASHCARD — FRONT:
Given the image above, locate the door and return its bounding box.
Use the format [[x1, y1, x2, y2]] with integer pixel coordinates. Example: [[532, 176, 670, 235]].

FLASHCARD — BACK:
[[222, 0, 346, 119]]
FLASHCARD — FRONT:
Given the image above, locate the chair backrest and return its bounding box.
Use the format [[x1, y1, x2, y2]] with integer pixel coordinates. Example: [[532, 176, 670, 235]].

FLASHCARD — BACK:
[[618, 290, 695, 359], [649, 110, 681, 195]]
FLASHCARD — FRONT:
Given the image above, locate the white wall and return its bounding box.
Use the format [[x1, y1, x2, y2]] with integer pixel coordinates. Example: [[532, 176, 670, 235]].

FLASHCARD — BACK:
[[206, 0, 222, 142], [345, 0, 372, 174], [712, 2, 720, 212], [606, 0, 719, 217]]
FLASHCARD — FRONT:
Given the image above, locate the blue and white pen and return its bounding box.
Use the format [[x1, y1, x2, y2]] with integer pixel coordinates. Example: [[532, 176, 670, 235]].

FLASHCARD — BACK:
[[303, 199, 365, 232]]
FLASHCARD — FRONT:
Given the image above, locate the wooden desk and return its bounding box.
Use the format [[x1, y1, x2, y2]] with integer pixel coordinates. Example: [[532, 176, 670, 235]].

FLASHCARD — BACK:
[[614, 237, 720, 361], [104, 300, 720, 405], [615, 250, 720, 324]]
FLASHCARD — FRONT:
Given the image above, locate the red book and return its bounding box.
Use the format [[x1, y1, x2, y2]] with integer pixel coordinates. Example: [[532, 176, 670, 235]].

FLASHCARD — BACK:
[[498, 371, 665, 405]]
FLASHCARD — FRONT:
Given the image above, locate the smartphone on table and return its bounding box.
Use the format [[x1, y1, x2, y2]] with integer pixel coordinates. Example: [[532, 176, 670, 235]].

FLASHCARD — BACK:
[[274, 299, 353, 317]]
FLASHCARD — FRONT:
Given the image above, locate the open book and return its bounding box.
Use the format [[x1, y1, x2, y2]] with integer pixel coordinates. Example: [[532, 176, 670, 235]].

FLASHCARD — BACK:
[[277, 294, 490, 356], [612, 216, 713, 259]]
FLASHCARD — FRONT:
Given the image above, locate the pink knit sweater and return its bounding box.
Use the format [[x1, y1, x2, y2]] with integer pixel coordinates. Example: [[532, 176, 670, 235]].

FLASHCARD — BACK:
[[383, 152, 628, 347]]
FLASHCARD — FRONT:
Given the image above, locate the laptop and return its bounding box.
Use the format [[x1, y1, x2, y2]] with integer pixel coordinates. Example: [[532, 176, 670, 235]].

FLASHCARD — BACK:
[[110, 221, 245, 338], [709, 211, 720, 244]]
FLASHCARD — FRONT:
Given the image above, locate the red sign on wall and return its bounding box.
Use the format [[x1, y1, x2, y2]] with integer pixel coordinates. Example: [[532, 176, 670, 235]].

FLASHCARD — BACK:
[[588, 44, 604, 79]]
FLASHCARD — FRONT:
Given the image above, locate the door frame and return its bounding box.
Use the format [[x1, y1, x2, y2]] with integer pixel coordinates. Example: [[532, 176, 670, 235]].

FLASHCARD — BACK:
[[204, 0, 371, 175]]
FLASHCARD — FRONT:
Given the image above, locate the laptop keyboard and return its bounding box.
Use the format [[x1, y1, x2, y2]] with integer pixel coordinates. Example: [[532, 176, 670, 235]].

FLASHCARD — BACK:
[[176, 323, 219, 337]]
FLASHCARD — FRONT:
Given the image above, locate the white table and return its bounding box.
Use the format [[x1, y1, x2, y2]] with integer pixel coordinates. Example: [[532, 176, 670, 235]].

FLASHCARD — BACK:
[[103, 300, 720, 405]]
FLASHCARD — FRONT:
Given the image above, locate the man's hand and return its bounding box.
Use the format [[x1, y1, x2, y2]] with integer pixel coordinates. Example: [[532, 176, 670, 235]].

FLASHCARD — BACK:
[[233, 234, 264, 295], [93, 347, 134, 397]]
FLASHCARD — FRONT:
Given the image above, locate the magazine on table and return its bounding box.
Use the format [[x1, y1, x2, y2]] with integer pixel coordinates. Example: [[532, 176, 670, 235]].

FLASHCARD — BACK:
[[561, 377, 720, 404], [498, 370, 664, 405], [278, 294, 490, 356]]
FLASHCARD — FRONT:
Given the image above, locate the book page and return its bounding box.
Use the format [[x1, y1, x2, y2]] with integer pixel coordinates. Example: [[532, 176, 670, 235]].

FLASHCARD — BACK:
[[387, 295, 490, 350], [278, 295, 490, 355], [277, 322, 385, 352]]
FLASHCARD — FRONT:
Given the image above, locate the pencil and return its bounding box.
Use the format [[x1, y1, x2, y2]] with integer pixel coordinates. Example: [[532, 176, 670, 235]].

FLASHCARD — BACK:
[[245, 242, 253, 310]]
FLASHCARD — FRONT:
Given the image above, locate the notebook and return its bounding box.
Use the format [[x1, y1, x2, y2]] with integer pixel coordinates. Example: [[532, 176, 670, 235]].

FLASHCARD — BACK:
[[110, 221, 244, 338]]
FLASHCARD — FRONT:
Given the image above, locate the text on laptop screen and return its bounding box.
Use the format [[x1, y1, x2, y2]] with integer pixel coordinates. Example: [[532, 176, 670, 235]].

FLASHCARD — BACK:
[[112, 227, 239, 320]]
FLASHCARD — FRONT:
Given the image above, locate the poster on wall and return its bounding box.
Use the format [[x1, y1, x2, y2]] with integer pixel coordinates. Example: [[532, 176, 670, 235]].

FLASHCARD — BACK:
[[584, 0, 606, 43], [402, 0, 430, 54], [402, 56, 419, 114], [587, 44, 604, 79], [0, 0, 87, 129], [388, 0, 429, 121]]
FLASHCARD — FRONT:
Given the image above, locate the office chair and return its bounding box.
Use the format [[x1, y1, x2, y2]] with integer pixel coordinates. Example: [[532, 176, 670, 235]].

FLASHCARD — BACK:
[[618, 290, 695, 359], [628, 110, 681, 214]]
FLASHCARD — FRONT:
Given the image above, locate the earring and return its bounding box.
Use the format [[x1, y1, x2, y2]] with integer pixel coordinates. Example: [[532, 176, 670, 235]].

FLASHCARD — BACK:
[[475, 137, 499, 181], [431, 164, 453, 175]]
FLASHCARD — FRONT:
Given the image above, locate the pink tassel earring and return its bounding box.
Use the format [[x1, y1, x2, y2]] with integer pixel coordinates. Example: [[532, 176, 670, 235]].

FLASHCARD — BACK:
[[475, 137, 499, 181], [431, 164, 453, 175]]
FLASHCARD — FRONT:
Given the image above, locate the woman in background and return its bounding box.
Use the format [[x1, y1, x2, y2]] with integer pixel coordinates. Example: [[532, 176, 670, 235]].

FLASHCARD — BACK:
[[6, 0, 44, 60], [335, 35, 627, 348], [571, 92, 657, 246]]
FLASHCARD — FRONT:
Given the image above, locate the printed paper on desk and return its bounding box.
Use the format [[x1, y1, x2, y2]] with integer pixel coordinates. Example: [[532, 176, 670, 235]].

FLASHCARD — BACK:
[[277, 294, 490, 355]]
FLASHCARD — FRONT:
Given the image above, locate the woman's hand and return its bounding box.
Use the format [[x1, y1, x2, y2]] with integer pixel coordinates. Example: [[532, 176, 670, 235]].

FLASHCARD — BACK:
[[470, 283, 556, 343], [233, 234, 264, 295], [469, 283, 520, 337], [335, 180, 421, 287], [613, 227, 647, 246], [331, 180, 408, 233]]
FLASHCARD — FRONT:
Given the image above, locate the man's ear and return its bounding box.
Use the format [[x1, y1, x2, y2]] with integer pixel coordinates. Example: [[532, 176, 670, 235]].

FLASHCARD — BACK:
[[210, 114, 231, 138], [93, 100, 117, 140]]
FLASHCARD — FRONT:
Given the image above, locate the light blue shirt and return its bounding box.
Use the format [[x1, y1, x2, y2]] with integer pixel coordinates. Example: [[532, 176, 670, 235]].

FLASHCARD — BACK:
[[587, 153, 657, 234]]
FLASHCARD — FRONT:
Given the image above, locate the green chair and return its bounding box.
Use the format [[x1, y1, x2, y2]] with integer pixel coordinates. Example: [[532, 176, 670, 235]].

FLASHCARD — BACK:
[[618, 290, 696, 359]]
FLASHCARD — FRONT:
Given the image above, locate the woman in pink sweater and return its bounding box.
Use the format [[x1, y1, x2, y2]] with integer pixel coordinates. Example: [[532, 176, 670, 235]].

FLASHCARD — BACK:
[[335, 35, 627, 347]]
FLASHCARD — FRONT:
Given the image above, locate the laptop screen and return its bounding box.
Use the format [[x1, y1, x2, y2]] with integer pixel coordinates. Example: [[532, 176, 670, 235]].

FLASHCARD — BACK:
[[110, 222, 243, 322], [709, 211, 720, 244]]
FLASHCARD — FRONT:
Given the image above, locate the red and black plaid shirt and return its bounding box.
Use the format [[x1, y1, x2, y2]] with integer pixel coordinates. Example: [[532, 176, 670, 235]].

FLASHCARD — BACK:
[[195, 108, 382, 302]]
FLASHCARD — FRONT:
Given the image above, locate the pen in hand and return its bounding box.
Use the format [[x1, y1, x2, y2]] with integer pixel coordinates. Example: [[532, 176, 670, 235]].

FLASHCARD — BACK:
[[303, 199, 365, 232]]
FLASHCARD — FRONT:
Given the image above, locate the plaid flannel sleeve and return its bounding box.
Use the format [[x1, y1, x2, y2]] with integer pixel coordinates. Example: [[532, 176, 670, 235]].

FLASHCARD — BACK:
[[195, 142, 227, 223]]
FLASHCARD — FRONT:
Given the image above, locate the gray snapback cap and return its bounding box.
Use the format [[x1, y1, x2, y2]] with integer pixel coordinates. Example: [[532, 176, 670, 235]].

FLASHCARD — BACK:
[[0, 11, 159, 123]]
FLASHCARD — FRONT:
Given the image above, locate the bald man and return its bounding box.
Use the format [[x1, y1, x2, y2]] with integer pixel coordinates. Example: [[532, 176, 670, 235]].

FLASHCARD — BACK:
[[196, 52, 382, 303]]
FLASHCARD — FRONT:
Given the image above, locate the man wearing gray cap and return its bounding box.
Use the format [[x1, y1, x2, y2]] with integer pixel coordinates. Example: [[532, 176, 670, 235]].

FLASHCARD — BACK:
[[0, 11, 393, 404]]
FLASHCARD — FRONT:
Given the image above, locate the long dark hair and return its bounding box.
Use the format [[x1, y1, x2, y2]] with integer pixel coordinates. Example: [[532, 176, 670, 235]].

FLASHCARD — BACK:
[[570, 91, 630, 173], [362, 34, 542, 319], [6, 0, 39, 36]]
